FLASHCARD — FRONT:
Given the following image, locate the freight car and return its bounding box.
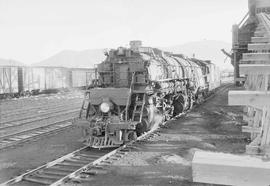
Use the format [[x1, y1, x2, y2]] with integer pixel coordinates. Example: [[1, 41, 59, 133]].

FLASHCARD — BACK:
[[76, 41, 220, 148], [0, 66, 95, 99]]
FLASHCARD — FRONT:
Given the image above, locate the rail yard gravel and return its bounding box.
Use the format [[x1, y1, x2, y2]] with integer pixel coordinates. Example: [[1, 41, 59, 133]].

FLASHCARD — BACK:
[[0, 85, 249, 185], [0, 92, 85, 183], [63, 84, 248, 186]]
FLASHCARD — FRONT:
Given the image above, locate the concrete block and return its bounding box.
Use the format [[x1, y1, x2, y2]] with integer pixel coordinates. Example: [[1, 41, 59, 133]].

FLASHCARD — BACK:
[[192, 151, 270, 186]]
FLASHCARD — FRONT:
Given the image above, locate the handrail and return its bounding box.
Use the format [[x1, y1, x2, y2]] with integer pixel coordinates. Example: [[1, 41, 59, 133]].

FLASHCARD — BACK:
[[125, 72, 136, 121]]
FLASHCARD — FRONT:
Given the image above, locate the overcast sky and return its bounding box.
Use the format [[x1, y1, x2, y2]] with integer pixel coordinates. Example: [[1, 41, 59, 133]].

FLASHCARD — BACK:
[[0, 0, 248, 64]]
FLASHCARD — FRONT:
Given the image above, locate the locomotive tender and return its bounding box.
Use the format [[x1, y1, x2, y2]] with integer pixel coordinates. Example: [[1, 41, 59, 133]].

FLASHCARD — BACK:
[[76, 41, 219, 148]]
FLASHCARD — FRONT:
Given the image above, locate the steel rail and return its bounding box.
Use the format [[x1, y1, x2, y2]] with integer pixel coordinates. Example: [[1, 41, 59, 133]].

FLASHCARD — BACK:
[[0, 99, 81, 117], [0, 109, 79, 130], [0, 84, 229, 186], [0, 118, 77, 150]]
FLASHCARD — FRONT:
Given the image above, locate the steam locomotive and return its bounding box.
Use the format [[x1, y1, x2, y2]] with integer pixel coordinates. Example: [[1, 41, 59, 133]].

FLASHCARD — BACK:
[[75, 41, 220, 148]]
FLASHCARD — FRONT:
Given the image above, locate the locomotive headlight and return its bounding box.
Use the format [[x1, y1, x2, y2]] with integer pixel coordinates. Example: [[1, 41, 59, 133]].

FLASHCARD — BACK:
[[100, 102, 110, 113]]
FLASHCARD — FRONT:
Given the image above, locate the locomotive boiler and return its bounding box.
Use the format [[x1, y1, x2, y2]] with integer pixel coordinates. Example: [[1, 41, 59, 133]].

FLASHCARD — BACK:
[[75, 41, 215, 148]]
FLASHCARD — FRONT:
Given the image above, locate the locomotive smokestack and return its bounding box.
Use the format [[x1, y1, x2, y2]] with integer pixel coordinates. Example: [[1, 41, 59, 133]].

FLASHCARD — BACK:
[[129, 40, 142, 51]]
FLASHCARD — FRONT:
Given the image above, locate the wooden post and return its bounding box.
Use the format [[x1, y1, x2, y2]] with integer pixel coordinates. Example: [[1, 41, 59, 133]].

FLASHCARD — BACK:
[[232, 24, 240, 85], [9, 67, 12, 93], [44, 68, 47, 90], [17, 67, 24, 93]]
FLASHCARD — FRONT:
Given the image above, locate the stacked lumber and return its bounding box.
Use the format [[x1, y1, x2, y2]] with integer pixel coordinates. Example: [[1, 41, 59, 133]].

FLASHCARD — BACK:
[[229, 13, 270, 155]]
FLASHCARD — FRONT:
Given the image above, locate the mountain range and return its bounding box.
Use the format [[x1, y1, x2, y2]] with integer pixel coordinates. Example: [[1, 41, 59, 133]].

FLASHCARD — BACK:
[[163, 40, 232, 70], [34, 49, 105, 68], [1, 40, 233, 70]]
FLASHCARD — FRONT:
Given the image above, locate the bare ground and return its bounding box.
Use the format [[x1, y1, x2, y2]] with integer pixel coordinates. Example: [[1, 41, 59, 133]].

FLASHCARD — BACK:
[[0, 85, 248, 186], [0, 92, 85, 183], [70, 84, 248, 186]]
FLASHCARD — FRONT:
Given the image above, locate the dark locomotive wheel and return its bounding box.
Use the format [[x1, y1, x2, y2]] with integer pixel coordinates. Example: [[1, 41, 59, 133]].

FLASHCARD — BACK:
[[198, 93, 205, 104], [173, 102, 184, 117], [173, 95, 184, 116], [135, 123, 143, 136], [127, 131, 137, 141], [135, 119, 148, 136]]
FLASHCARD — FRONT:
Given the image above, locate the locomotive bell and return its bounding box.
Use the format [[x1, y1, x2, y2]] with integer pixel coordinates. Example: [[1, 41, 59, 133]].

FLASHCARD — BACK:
[[100, 98, 113, 113]]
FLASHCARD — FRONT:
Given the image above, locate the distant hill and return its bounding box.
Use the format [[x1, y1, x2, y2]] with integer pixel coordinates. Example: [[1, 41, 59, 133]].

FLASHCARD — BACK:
[[0, 58, 24, 66], [34, 49, 105, 68], [33, 40, 233, 70], [162, 40, 233, 70]]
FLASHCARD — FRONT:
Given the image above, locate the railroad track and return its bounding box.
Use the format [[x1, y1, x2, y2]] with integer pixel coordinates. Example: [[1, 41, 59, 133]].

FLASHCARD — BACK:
[[0, 125, 160, 186], [0, 118, 76, 151], [0, 92, 82, 111], [0, 109, 80, 130], [0, 99, 82, 118], [0, 94, 82, 150], [0, 96, 72, 109], [0, 84, 229, 185], [1, 92, 83, 107]]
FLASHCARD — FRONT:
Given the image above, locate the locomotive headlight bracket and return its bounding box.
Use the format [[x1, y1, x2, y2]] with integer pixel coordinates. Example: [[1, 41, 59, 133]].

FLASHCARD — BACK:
[[100, 102, 110, 113], [99, 98, 113, 113]]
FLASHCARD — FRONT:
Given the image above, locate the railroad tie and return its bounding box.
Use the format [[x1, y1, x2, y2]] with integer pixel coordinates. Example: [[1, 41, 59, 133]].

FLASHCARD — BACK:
[[23, 176, 55, 185], [40, 169, 68, 176], [71, 176, 94, 183], [60, 161, 85, 167], [33, 173, 62, 180], [46, 166, 76, 172], [68, 157, 91, 164]]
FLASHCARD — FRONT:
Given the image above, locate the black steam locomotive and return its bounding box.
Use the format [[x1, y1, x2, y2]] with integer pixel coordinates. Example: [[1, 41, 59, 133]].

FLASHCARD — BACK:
[[75, 41, 220, 148]]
